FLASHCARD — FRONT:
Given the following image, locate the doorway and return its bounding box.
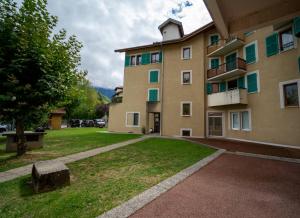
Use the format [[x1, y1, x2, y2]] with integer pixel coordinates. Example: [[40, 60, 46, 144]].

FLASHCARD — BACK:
[[207, 112, 224, 137], [153, 113, 160, 133]]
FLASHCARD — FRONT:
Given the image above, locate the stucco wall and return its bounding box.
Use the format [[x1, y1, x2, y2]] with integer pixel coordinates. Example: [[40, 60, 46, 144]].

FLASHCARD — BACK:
[[205, 26, 300, 146]]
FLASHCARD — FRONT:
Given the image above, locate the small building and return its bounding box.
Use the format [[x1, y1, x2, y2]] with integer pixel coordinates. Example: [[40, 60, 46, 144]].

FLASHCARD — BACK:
[[49, 108, 66, 130]]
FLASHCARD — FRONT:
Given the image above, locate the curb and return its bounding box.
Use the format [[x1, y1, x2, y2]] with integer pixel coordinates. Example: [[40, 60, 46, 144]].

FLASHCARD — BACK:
[[97, 149, 225, 218]]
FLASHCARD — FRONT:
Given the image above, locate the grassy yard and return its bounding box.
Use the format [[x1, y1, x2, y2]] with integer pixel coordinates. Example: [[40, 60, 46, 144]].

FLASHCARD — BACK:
[[0, 138, 215, 218], [0, 128, 141, 172]]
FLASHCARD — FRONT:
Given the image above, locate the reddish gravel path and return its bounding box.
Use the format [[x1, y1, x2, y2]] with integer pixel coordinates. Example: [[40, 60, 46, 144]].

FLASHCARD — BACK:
[[130, 154, 300, 218], [188, 138, 300, 159]]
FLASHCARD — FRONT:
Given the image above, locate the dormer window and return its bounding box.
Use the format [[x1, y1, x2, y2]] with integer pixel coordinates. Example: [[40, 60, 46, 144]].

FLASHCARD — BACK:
[[151, 52, 160, 63]]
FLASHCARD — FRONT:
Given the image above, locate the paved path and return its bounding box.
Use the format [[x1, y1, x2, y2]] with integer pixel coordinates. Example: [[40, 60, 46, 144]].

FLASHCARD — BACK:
[[130, 153, 300, 218], [0, 136, 149, 183], [188, 137, 300, 159]]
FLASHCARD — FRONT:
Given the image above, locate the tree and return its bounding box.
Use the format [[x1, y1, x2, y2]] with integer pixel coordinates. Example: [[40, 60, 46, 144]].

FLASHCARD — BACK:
[[0, 0, 83, 155]]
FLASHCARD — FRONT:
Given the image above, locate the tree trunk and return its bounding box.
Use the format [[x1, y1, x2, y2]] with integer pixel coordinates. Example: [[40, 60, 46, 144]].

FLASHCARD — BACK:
[[16, 119, 27, 156]]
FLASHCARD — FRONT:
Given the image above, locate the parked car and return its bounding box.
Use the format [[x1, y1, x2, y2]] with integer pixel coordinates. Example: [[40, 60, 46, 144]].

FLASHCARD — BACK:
[[70, 119, 81, 127], [94, 119, 106, 128], [81, 120, 94, 127], [0, 123, 8, 133]]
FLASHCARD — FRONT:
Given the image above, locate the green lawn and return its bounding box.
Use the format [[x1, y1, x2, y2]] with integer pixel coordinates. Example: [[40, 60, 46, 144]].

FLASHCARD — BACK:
[[0, 138, 215, 218], [0, 128, 141, 172]]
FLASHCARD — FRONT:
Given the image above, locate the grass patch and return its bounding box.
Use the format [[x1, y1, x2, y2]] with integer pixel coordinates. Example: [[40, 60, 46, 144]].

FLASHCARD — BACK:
[[0, 128, 140, 172], [0, 138, 215, 218]]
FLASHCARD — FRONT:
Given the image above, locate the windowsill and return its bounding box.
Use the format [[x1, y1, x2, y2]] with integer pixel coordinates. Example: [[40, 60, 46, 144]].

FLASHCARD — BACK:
[[182, 83, 191, 85], [279, 46, 296, 54], [181, 115, 191, 117], [182, 58, 191, 60], [241, 128, 251, 131], [284, 105, 300, 108], [246, 60, 257, 65], [231, 128, 240, 131]]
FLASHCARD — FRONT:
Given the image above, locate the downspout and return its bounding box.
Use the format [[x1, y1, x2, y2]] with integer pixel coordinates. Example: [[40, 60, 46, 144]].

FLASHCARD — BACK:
[[160, 42, 164, 136]]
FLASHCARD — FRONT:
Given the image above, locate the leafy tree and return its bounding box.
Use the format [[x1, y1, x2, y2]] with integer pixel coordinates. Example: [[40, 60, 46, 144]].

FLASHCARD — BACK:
[[0, 0, 83, 155]]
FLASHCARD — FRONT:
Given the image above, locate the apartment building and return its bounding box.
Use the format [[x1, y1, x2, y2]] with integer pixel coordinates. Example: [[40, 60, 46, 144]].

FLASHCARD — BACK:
[[109, 17, 300, 147]]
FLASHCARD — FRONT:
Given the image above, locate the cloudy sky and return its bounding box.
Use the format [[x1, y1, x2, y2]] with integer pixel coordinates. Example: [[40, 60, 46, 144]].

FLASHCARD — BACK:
[[30, 0, 212, 88]]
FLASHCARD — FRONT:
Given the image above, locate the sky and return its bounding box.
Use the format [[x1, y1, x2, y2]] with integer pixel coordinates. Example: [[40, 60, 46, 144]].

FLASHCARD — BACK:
[[19, 0, 212, 88]]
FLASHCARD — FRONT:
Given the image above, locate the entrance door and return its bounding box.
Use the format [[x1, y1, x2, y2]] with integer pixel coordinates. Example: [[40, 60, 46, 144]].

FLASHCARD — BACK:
[[153, 113, 160, 133], [225, 52, 237, 71], [208, 112, 223, 137]]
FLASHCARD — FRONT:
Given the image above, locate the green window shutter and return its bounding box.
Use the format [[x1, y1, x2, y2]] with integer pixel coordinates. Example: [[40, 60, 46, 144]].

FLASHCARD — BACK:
[[159, 51, 163, 63], [125, 55, 130, 67], [142, 53, 150, 65], [247, 73, 258, 93], [148, 89, 158, 102], [238, 77, 245, 89], [294, 17, 300, 37], [150, 71, 159, 83], [207, 83, 212, 94], [210, 58, 219, 69], [219, 82, 226, 92], [245, 44, 256, 64], [265, 33, 279, 57]]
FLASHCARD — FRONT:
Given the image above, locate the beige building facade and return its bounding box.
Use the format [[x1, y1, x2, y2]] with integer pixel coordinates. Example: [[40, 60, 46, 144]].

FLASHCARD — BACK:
[[109, 17, 300, 147]]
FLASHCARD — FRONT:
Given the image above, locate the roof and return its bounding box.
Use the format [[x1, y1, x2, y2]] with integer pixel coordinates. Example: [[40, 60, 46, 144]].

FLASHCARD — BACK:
[[115, 22, 214, 53], [158, 18, 184, 37], [51, 108, 66, 115]]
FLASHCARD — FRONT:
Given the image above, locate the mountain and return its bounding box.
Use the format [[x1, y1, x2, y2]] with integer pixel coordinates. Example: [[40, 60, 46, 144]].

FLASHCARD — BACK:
[[94, 87, 115, 100]]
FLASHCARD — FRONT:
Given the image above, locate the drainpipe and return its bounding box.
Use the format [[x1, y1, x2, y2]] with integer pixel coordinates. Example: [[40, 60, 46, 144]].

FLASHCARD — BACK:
[[160, 42, 164, 136]]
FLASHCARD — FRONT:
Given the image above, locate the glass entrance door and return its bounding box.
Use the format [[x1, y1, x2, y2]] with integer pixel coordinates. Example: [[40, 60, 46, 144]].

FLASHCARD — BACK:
[[208, 112, 223, 137]]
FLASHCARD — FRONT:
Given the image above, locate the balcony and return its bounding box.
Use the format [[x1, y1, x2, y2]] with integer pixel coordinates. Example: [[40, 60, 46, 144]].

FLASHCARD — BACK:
[[207, 88, 248, 107], [207, 36, 245, 57], [207, 58, 247, 81], [111, 96, 122, 104]]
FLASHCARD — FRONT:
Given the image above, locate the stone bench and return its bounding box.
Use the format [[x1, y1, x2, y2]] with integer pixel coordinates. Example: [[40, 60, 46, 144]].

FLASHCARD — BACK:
[[3, 131, 47, 152], [32, 160, 70, 193]]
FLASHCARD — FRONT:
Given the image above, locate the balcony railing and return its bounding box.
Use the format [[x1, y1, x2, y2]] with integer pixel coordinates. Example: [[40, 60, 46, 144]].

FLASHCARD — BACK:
[[207, 36, 245, 57], [207, 58, 247, 81], [207, 88, 248, 107]]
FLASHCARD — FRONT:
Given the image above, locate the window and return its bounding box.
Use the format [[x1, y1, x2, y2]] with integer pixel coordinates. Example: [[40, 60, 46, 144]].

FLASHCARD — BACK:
[[151, 52, 160, 63], [244, 41, 258, 64], [212, 83, 219, 93], [209, 34, 219, 45], [241, 111, 250, 130], [181, 128, 192, 137], [283, 83, 299, 106], [181, 71, 192, 84], [227, 79, 238, 90], [181, 102, 192, 116], [279, 79, 300, 108], [279, 27, 294, 51], [148, 89, 159, 102], [149, 70, 159, 83], [126, 112, 140, 127], [136, 55, 142, 65], [230, 110, 251, 131], [231, 112, 240, 130], [130, 56, 136, 66], [182, 47, 191, 60], [210, 58, 219, 69]]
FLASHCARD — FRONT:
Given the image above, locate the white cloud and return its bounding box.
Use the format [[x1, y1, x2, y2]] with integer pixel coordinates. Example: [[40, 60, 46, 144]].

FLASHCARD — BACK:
[[21, 0, 212, 88]]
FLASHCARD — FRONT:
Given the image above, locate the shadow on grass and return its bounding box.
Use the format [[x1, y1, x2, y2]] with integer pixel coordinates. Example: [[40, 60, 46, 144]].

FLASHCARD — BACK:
[[18, 176, 35, 197]]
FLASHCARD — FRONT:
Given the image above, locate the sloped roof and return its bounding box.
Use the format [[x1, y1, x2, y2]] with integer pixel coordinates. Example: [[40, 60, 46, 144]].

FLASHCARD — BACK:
[[115, 22, 214, 52]]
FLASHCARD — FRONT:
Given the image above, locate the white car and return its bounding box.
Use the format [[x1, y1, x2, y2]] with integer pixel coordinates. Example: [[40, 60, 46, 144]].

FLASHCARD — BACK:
[[0, 123, 8, 133]]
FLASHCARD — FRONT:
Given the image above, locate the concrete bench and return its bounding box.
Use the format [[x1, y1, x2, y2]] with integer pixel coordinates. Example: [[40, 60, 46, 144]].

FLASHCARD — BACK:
[[32, 160, 70, 193], [2, 131, 46, 152]]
